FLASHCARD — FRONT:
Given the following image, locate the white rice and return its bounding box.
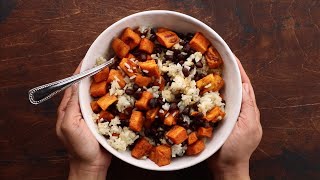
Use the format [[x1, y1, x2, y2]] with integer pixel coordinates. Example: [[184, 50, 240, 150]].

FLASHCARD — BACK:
[[95, 56, 107, 66], [198, 91, 225, 115], [116, 94, 135, 113], [109, 80, 124, 96], [98, 116, 139, 151], [171, 144, 187, 157]]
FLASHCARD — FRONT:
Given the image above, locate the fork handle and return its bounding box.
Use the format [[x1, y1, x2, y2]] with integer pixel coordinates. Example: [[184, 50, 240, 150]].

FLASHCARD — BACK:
[[28, 58, 115, 105]]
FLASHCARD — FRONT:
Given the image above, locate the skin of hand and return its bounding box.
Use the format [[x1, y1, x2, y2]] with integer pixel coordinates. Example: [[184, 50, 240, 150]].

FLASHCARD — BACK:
[[56, 64, 112, 180], [208, 57, 263, 180]]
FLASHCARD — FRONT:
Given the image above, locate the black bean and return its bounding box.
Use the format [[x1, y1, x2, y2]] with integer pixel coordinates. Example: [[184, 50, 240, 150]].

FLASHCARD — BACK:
[[175, 93, 182, 101], [150, 28, 156, 34], [132, 84, 139, 91], [157, 98, 165, 106], [153, 46, 162, 54], [140, 53, 147, 61], [189, 49, 196, 55], [169, 102, 178, 111], [125, 88, 134, 95], [176, 32, 185, 39], [165, 54, 174, 61], [182, 44, 190, 52], [179, 40, 187, 46], [179, 60, 184, 65], [149, 98, 158, 108], [182, 106, 190, 115], [177, 116, 184, 124], [149, 34, 156, 42], [177, 54, 186, 61], [133, 91, 142, 99], [195, 61, 203, 68], [120, 119, 129, 127], [124, 107, 133, 116], [186, 33, 194, 41], [214, 121, 220, 128], [222, 100, 226, 104], [182, 67, 190, 77]]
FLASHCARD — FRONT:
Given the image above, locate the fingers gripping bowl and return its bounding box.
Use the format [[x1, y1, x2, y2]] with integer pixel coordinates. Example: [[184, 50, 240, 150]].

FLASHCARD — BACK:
[[79, 10, 242, 170]]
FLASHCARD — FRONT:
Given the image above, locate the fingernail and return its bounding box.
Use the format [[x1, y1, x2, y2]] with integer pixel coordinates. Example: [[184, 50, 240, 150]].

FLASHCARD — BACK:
[[243, 83, 249, 93]]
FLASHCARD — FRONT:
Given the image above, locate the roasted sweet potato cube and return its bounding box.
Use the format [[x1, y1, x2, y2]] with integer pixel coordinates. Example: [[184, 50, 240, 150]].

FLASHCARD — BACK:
[[166, 125, 188, 144], [157, 27, 170, 33], [190, 111, 200, 117], [156, 31, 179, 48], [119, 58, 139, 76], [134, 74, 152, 87], [97, 93, 117, 111], [153, 76, 165, 90], [158, 110, 168, 120], [93, 67, 110, 83], [146, 54, 153, 60], [189, 32, 211, 54], [205, 46, 223, 69], [186, 139, 205, 155], [196, 74, 224, 94], [145, 107, 160, 128], [106, 69, 126, 88], [163, 111, 178, 126], [149, 145, 171, 167], [90, 81, 107, 97], [125, 53, 135, 59], [129, 111, 144, 132], [99, 110, 115, 121], [188, 132, 198, 145], [120, 27, 141, 49], [197, 127, 213, 138], [112, 38, 130, 58], [139, 38, 154, 54], [131, 137, 153, 159], [138, 60, 161, 78], [204, 106, 226, 122], [135, 91, 153, 110], [90, 101, 101, 114]]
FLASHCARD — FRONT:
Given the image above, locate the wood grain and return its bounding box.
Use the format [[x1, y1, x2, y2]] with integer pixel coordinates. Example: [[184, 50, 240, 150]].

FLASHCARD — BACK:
[[0, 0, 319, 179]]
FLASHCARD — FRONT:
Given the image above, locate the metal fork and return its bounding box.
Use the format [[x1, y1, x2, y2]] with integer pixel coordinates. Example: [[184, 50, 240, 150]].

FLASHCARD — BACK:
[[28, 57, 115, 105]]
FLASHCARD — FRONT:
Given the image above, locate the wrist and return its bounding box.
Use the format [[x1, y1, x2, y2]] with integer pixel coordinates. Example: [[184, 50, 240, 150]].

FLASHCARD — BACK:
[[210, 161, 250, 180], [68, 160, 108, 180]]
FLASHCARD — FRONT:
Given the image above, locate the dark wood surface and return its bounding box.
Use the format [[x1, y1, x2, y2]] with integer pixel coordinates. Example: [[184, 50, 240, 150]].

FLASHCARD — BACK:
[[0, 0, 319, 179]]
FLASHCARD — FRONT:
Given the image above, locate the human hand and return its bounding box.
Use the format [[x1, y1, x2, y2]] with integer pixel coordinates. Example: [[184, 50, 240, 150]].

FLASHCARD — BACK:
[[56, 63, 112, 180], [208, 57, 262, 180]]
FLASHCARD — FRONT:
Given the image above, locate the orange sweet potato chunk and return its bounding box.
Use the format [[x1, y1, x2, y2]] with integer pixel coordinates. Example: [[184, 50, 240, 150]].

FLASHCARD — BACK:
[[129, 110, 144, 132], [90, 101, 101, 114], [189, 32, 211, 54], [112, 38, 130, 58], [135, 91, 153, 110], [188, 132, 198, 145], [93, 67, 110, 83], [196, 74, 224, 94], [204, 106, 226, 122], [163, 111, 178, 126], [120, 27, 141, 50], [96, 93, 117, 111], [156, 31, 179, 48], [134, 74, 152, 87], [166, 125, 188, 144], [119, 58, 139, 77], [90, 81, 107, 97], [205, 46, 223, 69], [145, 107, 160, 128], [157, 27, 170, 33], [131, 137, 153, 159], [197, 127, 213, 138], [138, 60, 161, 78], [99, 110, 115, 121], [106, 69, 126, 88], [139, 38, 154, 54], [186, 139, 205, 155], [149, 145, 171, 167], [153, 76, 165, 90]]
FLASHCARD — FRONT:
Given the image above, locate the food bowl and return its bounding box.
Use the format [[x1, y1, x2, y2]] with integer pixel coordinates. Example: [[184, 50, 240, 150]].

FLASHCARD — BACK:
[[79, 10, 242, 171]]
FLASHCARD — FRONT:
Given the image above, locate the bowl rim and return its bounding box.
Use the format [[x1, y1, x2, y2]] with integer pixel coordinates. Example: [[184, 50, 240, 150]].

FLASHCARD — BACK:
[[79, 10, 241, 171]]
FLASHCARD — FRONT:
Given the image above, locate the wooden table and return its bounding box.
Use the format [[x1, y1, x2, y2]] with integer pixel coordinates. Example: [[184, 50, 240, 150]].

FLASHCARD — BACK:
[[1, 0, 319, 179]]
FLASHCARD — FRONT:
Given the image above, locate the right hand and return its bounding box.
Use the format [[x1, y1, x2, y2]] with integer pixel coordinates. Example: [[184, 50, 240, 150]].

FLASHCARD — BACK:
[[208, 57, 262, 179]]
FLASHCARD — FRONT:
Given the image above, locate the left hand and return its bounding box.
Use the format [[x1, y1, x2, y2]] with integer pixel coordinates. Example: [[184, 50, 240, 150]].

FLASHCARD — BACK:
[[56, 63, 112, 180]]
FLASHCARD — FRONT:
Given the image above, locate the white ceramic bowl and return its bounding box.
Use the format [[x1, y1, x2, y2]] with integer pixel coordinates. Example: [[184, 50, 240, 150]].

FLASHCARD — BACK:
[[79, 10, 242, 171]]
